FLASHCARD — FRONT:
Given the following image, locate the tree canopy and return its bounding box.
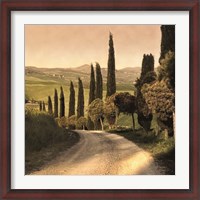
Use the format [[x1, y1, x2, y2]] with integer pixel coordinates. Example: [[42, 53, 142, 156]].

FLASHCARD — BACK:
[[104, 93, 118, 128], [88, 98, 104, 130], [114, 92, 136, 130]]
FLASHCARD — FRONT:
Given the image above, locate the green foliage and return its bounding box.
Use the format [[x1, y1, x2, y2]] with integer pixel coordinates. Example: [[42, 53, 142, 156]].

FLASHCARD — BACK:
[[87, 116, 94, 130], [159, 25, 175, 63], [141, 81, 175, 136], [89, 64, 96, 104], [142, 81, 175, 120], [114, 92, 136, 114], [106, 32, 116, 97], [68, 115, 77, 130], [95, 62, 103, 99], [55, 116, 68, 128], [135, 54, 156, 132], [48, 96, 53, 114], [158, 51, 175, 90], [54, 89, 58, 118], [76, 116, 87, 130], [141, 71, 157, 85], [68, 81, 75, 117], [137, 111, 153, 132], [25, 108, 68, 152], [141, 54, 154, 79], [114, 92, 137, 130], [88, 98, 104, 130], [104, 93, 118, 127], [77, 78, 84, 118], [59, 86, 65, 117]]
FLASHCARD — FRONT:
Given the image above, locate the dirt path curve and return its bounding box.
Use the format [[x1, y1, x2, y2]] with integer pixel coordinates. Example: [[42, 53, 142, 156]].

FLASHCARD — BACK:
[[31, 130, 163, 175]]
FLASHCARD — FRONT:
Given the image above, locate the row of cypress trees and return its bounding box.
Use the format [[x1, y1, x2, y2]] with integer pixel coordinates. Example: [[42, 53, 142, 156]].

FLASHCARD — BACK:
[[39, 32, 117, 123], [39, 101, 46, 112], [88, 62, 103, 105], [42, 78, 84, 119]]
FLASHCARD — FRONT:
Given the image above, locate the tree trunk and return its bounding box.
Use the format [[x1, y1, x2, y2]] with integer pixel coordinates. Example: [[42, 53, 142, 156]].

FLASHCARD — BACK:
[[115, 110, 119, 128], [131, 113, 135, 131], [100, 118, 104, 130]]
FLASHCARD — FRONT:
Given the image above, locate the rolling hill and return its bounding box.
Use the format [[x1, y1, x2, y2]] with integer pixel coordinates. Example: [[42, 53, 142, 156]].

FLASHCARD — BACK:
[[25, 65, 141, 89], [25, 64, 141, 121]]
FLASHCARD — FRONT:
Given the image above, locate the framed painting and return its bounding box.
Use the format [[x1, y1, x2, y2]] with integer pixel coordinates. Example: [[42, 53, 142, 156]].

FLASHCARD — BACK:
[[0, 0, 199, 199]]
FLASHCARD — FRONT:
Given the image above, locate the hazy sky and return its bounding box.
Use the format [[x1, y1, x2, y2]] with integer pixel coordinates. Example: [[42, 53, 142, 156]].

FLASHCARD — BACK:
[[25, 25, 161, 69]]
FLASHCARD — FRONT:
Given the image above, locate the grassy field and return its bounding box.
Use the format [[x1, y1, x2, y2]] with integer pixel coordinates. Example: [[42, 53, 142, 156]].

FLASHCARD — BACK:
[[25, 73, 134, 117], [25, 108, 80, 174]]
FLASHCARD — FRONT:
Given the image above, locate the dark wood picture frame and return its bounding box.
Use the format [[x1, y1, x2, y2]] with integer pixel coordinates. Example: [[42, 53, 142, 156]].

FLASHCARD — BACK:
[[0, 0, 199, 199]]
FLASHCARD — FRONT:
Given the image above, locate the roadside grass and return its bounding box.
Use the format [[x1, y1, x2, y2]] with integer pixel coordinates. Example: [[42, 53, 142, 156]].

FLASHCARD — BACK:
[[108, 116, 175, 175], [25, 108, 80, 174]]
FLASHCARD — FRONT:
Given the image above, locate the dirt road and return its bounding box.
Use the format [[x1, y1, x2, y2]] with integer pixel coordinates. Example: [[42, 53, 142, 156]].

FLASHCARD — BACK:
[[31, 130, 163, 175]]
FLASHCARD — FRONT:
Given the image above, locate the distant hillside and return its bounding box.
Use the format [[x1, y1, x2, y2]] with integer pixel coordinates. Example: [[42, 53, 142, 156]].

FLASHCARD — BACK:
[[25, 65, 141, 90]]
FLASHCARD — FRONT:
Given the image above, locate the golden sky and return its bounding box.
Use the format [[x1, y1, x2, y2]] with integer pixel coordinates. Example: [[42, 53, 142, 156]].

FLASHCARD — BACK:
[[25, 25, 161, 69]]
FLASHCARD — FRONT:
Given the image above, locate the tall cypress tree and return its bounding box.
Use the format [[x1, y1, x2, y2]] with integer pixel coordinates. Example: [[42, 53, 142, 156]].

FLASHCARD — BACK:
[[95, 62, 103, 99], [135, 54, 156, 132], [159, 25, 175, 63], [106, 32, 116, 97], [48, 96, 53, 114], [89, 64, 96, 104], [88, 64, 96, 130], [60, 86, 65, 117], [54, 89, 58, 118], [77, 78, 84, 118], [42, 101, 46, 111], [68, 81, 75, 117]]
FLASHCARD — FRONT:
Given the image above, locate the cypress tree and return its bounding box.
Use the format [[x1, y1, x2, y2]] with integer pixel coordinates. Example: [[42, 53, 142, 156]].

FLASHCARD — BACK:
[[60, 86, 65, 117], [68, 81, 75, 117], [141, 54, 154, 79], [48, 96, 53, 114], [77, 78, 84, 118], [135, 54, 156, 132], [39, 101, 42, 111], [95, 62, 103, 99], [159, 25, 175, 63], [159, 25, 175, 91], [106, 32, 116, 97], [89, 64, 96, 104], [42, 101, 46, 111], [54, 89, 58, 118], [88, 64, 96, 130]]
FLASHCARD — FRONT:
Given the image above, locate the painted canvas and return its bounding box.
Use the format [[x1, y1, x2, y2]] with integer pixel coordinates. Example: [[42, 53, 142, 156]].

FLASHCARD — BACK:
[[25, 25, 175, 175]]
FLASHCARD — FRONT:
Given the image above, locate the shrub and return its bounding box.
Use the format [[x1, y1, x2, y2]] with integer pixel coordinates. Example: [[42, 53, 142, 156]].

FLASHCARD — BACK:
[[76, 117, 87, 130], [25, 108, 68, 152], [68, 115, 77, 130], [56, 116, 68, 128]]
